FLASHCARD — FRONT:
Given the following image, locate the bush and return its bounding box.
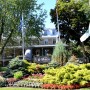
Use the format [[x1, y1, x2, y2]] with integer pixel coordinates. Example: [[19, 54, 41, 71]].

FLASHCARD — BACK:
[[0, 67, 8, 72], [26, 62, 47, 74], [8, 57, 23, 69], [41, 63, 90, 87], [14, 71, 23, 79], [3, 57, 27, 78], [47, 62, 60, 68], [51, 42, 68, 66], [0, 76, 7, 87]]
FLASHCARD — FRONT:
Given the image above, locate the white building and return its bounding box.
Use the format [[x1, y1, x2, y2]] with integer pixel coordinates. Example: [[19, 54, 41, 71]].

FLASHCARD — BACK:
[[1, 28, 61, 65]]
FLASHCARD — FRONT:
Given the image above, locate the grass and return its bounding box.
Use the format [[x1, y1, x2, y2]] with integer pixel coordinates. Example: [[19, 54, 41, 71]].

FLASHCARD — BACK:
[[80, 88, 90, 90], [0, 87, 90, 90], [0, 87, 45, 90]]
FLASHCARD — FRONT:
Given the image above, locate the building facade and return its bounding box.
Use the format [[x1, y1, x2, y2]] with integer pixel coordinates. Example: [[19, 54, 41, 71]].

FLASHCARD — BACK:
[[1, 28, 60, 65]]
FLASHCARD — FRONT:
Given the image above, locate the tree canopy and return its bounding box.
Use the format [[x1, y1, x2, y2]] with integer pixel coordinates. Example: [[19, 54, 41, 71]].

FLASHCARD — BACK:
[[0, 0, 46, 55], [50, 0, 90, 45]]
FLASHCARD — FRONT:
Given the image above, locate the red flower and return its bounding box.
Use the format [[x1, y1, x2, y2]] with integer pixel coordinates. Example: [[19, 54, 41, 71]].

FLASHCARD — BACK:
[[41, 84, 81, 89], [74, 84, 80, 89], [86, 82, 90, 87]]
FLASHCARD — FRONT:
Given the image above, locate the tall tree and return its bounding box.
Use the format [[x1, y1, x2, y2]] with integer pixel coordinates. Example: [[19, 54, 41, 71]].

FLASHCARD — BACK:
[[50, 0, 90, 45], [0, 0, 46, 57]]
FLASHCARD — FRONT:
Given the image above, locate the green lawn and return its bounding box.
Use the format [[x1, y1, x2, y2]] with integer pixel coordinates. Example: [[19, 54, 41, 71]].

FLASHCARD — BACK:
[[80, 88, 90, 90], [0, 87, 90, 90], [0, 87, 45, 90]]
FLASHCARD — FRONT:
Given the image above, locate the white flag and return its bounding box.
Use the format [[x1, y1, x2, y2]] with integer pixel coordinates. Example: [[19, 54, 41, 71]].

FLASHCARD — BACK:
[[80, 25, 90, 42]]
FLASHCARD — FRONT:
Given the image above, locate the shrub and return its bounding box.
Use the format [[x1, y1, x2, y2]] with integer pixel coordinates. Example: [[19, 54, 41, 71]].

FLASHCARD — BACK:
[[8, 57, 23, 69], [51, 41, 68, 66], [3, 69, 14, 78], [41, 63, 90, 87], [14, 71, 23, 79], [66, 54, 80, 65], [47, 62, 60, 68], [3, 57, 27, 78], [0, 67, 8, 72], [0, 76, 7, 87], [26, 63, 47, 74]]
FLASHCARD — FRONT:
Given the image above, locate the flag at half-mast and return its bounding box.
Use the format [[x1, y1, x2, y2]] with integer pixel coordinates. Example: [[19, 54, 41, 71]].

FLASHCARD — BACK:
[[80, 24, 90, 42]]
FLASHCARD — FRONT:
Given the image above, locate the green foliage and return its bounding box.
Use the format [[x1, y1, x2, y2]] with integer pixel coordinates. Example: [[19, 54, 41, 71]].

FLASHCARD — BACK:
[[66, 55, 80, 65], [79, 80, 88, 86], [0, 76, 5, 82], [0, 76, 7, 87], [50, 0, 90, 45], [51, 41, 68, 66], [65, 42, 90, 63], [3, 57, 26, 78], [41, 74, 57, 84], [14, 71, 23, 79], [47, 62, 60, 68], [69, 42, 83, 57], [0, 0, 46, 55], [3, 58, 47, 78], [26, 63, 46, 74], [23, 60, 31, 66], [27, 63, 37, 74], [44, 68, 57, 76], [79, 0, 90, 20], [41, 63, 90, 86], [8, 57, 23, 69], [86, 63, 90, 69], [0, 67, 8, 72]]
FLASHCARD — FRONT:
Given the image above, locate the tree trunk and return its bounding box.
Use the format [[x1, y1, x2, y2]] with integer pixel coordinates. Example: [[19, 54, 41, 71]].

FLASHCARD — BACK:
[[0, 18, 5, 43], [0, 29, 14, 55]]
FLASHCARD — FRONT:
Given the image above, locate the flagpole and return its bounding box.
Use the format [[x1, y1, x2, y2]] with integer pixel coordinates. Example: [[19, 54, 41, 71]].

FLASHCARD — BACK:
[[21, 12, 25, 60], [56, 0, 60, 41]]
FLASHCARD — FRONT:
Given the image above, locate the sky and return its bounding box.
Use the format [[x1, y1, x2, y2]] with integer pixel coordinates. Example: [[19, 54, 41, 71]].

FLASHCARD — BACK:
[[37, 0, 56, 29]]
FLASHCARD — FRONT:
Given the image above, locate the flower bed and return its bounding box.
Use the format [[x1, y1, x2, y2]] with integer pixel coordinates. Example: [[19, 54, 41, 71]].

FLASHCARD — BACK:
[[6, 78, 18, 86], [5, 73, 44, 87], [41, 83, 90, 89], [2, 59, 90, 89], [12, 80, 43, 88], [30, 73, 44, 79]]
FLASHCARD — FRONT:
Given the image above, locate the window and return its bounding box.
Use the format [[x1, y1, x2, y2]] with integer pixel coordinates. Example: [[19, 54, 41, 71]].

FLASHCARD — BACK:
[[44, 39, 48, 44], [53, 39, 56, 44]]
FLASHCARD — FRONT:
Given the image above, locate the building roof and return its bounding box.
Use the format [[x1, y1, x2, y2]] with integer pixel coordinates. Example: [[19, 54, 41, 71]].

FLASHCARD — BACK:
[[42, 28, 60, 36]]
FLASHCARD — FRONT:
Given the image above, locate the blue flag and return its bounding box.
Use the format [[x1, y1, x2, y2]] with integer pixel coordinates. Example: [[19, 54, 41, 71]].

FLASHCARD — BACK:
[[18, 14, 24, 32]]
